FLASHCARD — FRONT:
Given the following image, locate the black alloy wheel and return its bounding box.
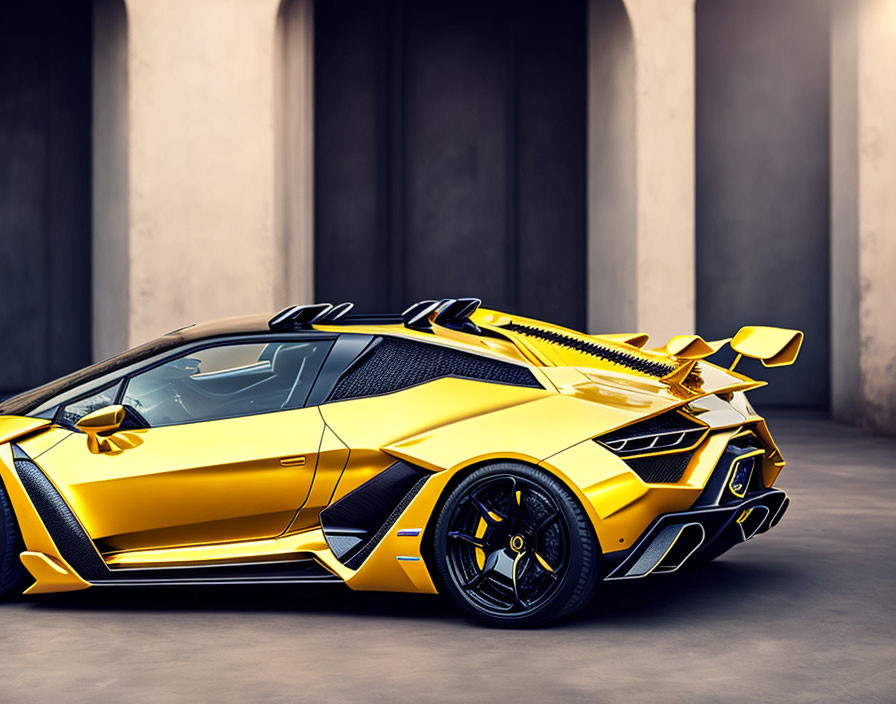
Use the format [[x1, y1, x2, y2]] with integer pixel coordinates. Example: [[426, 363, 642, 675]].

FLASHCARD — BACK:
[[432, 462, 601, 627]]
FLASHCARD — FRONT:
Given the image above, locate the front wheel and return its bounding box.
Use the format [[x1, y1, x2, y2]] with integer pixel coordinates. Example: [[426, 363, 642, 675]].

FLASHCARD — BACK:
[[0, 482, 26, 597], [432, 463, 601, 627]]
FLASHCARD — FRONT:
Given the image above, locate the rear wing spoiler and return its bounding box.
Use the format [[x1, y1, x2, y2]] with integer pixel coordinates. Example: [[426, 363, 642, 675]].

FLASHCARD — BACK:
[[728, 326, 803, 369]]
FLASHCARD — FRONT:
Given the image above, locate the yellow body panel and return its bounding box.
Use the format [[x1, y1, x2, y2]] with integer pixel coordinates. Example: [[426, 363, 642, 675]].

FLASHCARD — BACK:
[[18, 426, 74, 458], [20, 552, 90, 594], [33, 407, 325, 550], [0, 416, 50, 444], [0, 306, 800, 598]]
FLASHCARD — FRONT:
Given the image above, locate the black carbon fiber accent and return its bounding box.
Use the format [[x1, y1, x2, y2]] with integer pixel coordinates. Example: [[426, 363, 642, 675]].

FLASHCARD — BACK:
[[624, 450, 695, 484], [500, 322, 676, 377], [13, 458, 109, 580], [598, 410, 703, 445], [97, 558, 339, 584], [320, 461, 432, 569], [327, 336, 541, 401], [694, 431, 768, 507], [343, 475, 429, 570]]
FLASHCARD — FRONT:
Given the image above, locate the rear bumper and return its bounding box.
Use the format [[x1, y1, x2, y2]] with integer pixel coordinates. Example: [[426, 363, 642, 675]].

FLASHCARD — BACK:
[[605, 488, 789, 580]]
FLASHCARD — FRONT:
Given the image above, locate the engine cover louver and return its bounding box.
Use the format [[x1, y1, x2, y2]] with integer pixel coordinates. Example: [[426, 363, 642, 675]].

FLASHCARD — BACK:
[[499, 322, 677, 377]]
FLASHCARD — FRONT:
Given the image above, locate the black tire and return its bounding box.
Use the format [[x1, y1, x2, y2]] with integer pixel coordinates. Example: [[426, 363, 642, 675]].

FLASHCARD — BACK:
[[0, 482, 26, 597], [432, 462, 601, 628]]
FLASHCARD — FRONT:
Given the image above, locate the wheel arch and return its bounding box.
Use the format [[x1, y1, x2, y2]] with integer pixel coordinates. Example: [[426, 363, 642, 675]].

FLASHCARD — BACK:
[[419, 456, 604, 586]]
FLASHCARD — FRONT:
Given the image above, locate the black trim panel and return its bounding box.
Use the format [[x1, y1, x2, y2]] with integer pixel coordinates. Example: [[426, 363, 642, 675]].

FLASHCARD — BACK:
[[12, 453, 109, 580], [320, 460, 431, 569], [96, 558, 340, 585]]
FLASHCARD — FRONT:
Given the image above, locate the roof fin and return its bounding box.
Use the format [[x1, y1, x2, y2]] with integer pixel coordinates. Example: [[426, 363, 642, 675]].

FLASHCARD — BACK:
[[434, 298, 482, 332], [314, 301, 354, 323], [402, 300, 440, 330], [268, 303, 333, 330]]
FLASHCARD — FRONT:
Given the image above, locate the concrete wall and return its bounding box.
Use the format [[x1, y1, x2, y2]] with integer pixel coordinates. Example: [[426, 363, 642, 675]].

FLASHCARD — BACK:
[[624, 0, 696, 345], [77, 0, 896, 432], [93, 0, 130, 361], [589, 0, 696, 346], [832, 0, 896, 432], [94, 0, 287, 351], [587, 0, 636, 334], [275, 0, 314, 309], [696, 0, 831, 408], [0, 0, 93, 390]]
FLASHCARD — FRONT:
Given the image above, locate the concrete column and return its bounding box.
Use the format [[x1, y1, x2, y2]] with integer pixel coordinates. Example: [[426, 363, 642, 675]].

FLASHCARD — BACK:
[[589, 0, 695, 344], [587, 0, 636, 335], [832, 0, 896, 433], [93, 0, 130, 360], [275, 0, 314, 309], [94, 0, 296, 355], [831, 0, 861, 422], [626, 0, 696, 344]]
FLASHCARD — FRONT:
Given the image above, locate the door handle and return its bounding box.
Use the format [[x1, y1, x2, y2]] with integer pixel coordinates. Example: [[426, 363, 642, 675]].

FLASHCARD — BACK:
[[280, 456, 306, 467]]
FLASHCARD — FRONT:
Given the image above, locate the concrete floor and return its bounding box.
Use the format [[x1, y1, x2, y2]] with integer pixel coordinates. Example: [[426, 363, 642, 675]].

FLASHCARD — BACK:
[[1, 412, 894, 703]]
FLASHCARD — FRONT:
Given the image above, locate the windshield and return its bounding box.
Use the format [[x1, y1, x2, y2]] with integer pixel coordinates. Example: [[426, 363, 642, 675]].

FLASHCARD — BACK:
[[0, 335, 185, 417]]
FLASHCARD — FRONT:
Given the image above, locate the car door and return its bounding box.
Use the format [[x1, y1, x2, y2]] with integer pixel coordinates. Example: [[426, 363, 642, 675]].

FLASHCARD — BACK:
[[34, 337, 334, 553]]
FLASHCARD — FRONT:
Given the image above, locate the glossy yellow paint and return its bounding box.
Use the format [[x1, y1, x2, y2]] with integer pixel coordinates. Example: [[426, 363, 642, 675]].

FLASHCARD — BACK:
[[34, 407, 326, 550], [0, 307, 801, 597], [730, 326, 804, 368], [18, 426, 74, 458], [0, 416, 50, 445], [20, 552, 90, 594], [284, 422, 350, 533]]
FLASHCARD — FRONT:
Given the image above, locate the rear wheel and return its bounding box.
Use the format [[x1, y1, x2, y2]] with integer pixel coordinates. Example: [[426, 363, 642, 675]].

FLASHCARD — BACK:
[[432, 463, 601, 627], [0, 482, 26, 597]]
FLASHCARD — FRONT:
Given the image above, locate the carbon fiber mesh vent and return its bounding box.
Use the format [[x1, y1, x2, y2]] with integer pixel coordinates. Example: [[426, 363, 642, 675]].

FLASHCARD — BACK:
[[328, 337, 541, 401], [500, 322, 676, 377], [343, 474, 430, 570], [624, 451, 695, 484], [13, 458, 108, 580]]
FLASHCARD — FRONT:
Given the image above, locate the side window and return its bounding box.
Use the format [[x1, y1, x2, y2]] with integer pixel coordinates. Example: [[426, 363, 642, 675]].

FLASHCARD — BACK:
[[121, 340, 332, 427], [57, 381, 123, 426]]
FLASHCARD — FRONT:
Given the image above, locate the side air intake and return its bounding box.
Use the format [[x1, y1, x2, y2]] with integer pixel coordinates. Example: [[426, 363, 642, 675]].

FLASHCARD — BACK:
[[327, 337, 542, 402]]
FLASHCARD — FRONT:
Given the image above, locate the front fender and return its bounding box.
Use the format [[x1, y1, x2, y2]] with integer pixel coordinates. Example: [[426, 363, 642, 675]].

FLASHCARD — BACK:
[[0, 416, 51, 445]]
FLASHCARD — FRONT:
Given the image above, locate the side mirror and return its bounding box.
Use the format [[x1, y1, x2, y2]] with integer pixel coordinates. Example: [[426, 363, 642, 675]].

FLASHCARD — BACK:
[[75, 405, 142, 454]]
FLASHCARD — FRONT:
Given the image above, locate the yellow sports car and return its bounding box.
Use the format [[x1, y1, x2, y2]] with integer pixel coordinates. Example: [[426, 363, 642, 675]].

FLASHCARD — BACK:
[[0, 299, 801, 626]]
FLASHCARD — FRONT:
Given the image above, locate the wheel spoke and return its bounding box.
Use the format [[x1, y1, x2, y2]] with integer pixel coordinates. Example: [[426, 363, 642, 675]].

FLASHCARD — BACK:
[[533, 509, 559, 534], [503, 477, 519, 526], [534, 552, 559, 580], [470, 495, 504, 526], [445, 472, 571, 618], [461, 550, 501, 591], [448, 531, 485, 549], [511, 552, 525, 605]]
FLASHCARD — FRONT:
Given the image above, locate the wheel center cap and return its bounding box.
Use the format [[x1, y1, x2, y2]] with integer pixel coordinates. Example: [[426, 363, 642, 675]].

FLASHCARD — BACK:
[[509, 535, 525, 553]]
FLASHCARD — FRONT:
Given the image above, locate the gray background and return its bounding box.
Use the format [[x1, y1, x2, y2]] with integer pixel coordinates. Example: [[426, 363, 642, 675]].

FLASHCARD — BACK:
[[0, 0, 834, 408]]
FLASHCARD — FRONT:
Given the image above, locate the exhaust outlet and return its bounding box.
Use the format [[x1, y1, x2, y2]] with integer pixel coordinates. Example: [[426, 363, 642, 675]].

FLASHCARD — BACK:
[[653, 523, 706, 574], [768, 496, 790, 529], [737, 505, 770, 541], [617, 522, 706, 579]]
